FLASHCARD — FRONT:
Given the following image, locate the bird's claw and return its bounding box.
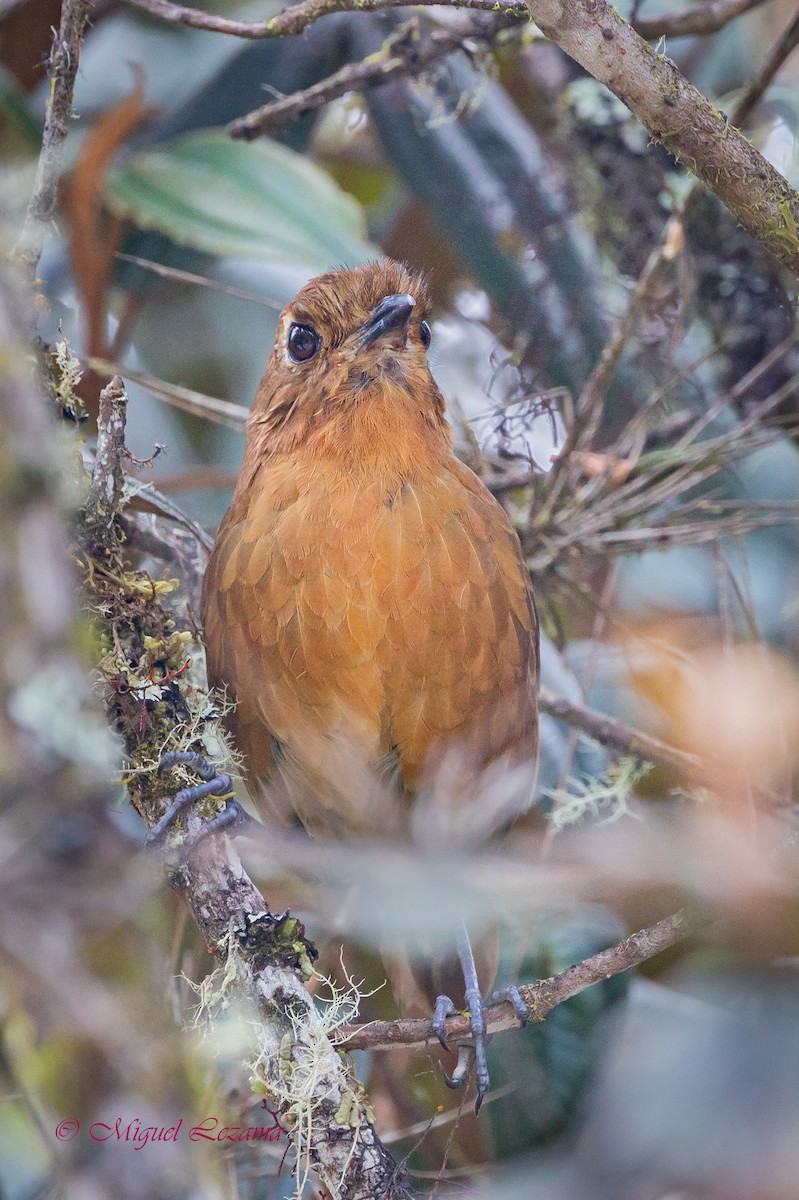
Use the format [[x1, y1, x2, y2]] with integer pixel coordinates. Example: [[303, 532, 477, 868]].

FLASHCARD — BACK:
[[432, 994, 458, 1052], [432, 983, 490, 1113], [444, 1043, 475, 1092], [464, 978, 490, 1113], [491, 984, 529, 1026], [146, 750, 255, 855]]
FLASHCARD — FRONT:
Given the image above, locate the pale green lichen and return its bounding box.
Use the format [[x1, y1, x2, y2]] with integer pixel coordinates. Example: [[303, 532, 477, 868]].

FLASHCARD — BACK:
[[544, 756, 649, 835]]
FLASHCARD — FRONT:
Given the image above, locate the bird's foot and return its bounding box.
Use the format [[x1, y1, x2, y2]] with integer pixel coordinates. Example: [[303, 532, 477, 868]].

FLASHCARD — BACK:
[[490, 984, 529, 1026], [432, 995, 458, 1053], [432, 988, 489, 1111], [146, 750, 256, 855], [432, 924, 530, 1113]]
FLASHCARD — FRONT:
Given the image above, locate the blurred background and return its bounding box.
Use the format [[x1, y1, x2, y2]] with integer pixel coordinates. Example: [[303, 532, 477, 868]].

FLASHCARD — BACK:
[[2, 0, 799, 1195]]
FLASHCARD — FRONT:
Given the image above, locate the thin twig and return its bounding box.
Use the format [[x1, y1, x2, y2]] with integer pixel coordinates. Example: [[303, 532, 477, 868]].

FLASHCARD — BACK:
[[731, 4, 799, 127], [552, 565, 620, 803], [576, 221, 684, 449], [115, 253, 284, 310], [634, 0, 770, 38], [125, 0, 522, 39], [124, 0, 770, 41], [87, 357, 249, 432], [15, 0, 93, 282], [539, 686, 701, 777], [526, 358, 799, 577], [339, 908, 701, 1051], [139, 466, 239, 495], [228, 14, 520, 139]]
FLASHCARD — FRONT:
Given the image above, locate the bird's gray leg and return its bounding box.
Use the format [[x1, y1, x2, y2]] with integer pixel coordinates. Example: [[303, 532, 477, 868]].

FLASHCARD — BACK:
[[432, 919, 492, 1113]]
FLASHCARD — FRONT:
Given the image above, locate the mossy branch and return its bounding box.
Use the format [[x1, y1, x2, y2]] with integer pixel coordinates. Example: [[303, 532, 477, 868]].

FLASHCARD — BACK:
[[77, 375, 411, 1200]]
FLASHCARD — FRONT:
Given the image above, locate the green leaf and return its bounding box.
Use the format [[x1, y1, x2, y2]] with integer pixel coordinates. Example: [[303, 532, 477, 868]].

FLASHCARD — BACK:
[[105, 130, 374, 269], [0, 64, 41, 150]]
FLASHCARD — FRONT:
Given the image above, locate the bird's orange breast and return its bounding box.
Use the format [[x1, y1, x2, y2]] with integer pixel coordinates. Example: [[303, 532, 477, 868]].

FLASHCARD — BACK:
[[202, 416, 538, 841]]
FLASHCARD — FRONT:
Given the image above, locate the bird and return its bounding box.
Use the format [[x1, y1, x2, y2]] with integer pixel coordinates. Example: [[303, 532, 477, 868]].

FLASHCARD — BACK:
[[200, 258, 540, 1106]]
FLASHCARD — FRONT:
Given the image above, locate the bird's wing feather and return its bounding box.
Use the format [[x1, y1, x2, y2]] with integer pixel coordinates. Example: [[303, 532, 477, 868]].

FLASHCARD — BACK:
[[383, 462, 538, 800]]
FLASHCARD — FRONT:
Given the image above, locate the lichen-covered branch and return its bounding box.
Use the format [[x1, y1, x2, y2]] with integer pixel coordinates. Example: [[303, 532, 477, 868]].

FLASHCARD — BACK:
[[15, 0, 93, 282], [78, 376, 411, 1200], [525, 0, 799, 277], [340, 908, 700, 1052]]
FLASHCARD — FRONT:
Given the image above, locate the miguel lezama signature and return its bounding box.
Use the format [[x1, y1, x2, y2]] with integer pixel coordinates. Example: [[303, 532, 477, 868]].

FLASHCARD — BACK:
[[55, 1108, 288, 1148]]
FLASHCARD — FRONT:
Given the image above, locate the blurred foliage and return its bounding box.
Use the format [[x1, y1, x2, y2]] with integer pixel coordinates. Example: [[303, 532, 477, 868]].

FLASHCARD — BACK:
[[482, 912, 629, 1157], [106, 131, 375, 266], [3, 0, 799, 1195]]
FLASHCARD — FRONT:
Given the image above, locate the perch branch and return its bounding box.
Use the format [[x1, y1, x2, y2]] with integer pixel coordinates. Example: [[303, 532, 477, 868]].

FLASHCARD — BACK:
[[228, 13, 522, 139], [15, 0, 93, 282], [79, 376, 410, 1200], [340, 907, 700, 1051]]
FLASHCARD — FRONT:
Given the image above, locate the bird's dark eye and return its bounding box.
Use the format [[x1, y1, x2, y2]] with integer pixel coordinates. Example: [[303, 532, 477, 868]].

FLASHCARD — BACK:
[[287, 322, 321, 363], [420, 320, 432, 350]]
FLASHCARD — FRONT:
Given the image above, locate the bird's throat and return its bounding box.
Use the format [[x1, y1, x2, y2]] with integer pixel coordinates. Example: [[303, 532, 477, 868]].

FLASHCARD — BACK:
[[248, 380, 451, 483]]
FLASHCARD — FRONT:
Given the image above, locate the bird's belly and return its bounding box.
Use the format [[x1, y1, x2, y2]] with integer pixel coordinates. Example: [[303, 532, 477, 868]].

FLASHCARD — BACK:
[[208, 470, 536, 838]]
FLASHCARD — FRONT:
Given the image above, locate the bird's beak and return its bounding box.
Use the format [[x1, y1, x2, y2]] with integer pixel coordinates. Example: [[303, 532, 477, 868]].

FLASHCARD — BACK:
[[357, 293, 416, 349]]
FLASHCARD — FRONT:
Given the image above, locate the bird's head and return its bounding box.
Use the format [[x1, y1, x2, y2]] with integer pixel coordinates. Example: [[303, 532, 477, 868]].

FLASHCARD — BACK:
[[250, 259, 446, 449]]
